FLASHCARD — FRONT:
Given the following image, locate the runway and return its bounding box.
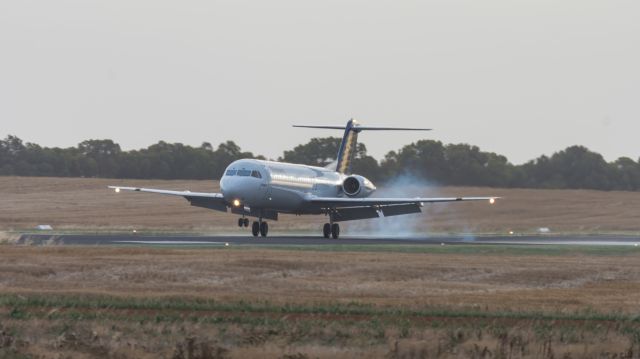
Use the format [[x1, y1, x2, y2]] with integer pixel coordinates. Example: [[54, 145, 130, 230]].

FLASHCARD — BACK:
[[17, 233, 640, 246]]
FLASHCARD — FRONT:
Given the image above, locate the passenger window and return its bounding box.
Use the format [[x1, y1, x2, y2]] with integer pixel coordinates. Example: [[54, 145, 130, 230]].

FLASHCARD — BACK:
[[237, 169, 251, 176], [251, 170, 262, 179], [225, 170, 236, 176]]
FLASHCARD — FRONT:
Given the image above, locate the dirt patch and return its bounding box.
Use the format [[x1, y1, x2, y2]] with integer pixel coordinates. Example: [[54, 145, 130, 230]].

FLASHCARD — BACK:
[[0, 231, 19, 244]]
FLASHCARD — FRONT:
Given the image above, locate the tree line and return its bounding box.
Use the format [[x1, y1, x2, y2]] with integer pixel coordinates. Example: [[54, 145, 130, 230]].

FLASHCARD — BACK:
[[1, 135, 639, 191]]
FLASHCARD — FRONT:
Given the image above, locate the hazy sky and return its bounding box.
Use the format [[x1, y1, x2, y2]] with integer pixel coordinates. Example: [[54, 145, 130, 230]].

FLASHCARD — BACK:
[[1, 0, 638, 164]]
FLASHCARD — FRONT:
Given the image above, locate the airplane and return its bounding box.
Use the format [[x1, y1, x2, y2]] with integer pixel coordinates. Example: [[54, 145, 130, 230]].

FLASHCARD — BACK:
[[109, 119, 498, 239]]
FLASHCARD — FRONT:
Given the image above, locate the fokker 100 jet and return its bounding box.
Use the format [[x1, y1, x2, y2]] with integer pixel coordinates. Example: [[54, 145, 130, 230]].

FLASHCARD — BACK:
[[110, 119, 498, 239]]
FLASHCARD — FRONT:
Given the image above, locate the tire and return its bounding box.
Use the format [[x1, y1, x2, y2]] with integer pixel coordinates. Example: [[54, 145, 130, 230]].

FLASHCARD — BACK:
[[237, 218, 243, 227], [243, 218, 249, 227], [260, 222, 269, 237], [322, 223, 331, 238], [251, 222, 260, 237], [331, 223, 340, 239]]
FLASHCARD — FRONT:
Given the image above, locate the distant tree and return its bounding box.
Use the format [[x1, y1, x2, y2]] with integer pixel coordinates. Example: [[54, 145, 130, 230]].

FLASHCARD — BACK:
[[280, 137, 343, 167], [78, 139, 121, 177], [379, 140, 515, 187], [1, 134, 639, 191], [520, 146, 613, 190], [609, 157, 640, 191], [280, 137, 379, 179]]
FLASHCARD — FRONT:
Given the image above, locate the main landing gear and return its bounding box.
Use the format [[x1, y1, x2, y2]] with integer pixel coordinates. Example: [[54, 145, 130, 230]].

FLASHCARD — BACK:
[[250, 220, 268, 237], [322, 222, 340, 239], [239, 212, 269, 237]]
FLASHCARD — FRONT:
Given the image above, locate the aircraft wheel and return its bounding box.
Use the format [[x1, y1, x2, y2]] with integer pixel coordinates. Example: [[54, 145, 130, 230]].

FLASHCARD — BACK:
[[237, 218, 244, 227], [252, 221, 260, 237], [322, 223, 331, 238], [260, 222, 269, 237], [331, 223, 340, 239], [243, 218, 249, 227]]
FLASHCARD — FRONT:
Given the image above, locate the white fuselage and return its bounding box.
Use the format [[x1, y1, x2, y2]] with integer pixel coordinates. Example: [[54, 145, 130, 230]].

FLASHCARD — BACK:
[[220, 159, 375, 213]]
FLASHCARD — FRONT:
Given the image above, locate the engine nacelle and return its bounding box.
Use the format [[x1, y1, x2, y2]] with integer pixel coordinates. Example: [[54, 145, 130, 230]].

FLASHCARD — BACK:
[[342, 175, 376, 198]]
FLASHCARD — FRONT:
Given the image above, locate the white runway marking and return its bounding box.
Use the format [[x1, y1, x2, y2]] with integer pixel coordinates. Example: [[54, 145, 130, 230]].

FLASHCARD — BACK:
[[114, 241, 226, 245], [485, 240, 639, 246]]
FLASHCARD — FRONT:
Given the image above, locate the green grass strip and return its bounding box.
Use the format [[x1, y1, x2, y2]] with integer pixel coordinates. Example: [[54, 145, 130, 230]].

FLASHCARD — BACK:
[[1, 294, 639, 323]]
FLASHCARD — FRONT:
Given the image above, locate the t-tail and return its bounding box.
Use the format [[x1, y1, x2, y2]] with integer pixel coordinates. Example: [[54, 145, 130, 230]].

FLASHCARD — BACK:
[[293, 119, 432, 174]]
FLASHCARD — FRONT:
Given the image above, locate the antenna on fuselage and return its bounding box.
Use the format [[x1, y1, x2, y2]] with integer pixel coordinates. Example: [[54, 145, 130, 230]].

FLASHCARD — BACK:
[[293, 119, 432, 174]]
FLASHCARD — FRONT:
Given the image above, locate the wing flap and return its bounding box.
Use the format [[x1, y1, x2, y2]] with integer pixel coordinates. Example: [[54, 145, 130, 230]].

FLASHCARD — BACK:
[[187, 196, 228, 212], [333, 207, 380, 222], [109, 186, 228, 213], [381, 203, 422, 217]]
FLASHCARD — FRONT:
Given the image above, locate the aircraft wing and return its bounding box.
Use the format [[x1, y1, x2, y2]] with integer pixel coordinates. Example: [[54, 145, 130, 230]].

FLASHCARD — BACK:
[[307, 196, 499, 222], [309, 196, 498, 207], [108, 186, 228, 212]]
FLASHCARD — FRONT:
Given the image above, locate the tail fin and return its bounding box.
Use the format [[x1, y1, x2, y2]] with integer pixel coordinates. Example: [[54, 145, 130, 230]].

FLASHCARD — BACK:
[[335, 119, 359, 174], [293, 119, 431, 174]]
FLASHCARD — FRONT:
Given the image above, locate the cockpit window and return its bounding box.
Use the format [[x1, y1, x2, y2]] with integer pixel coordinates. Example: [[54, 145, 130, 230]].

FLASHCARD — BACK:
[[251, 170, 262, 179], [237, 169, 251, 176], [225, 169, 237, 176]]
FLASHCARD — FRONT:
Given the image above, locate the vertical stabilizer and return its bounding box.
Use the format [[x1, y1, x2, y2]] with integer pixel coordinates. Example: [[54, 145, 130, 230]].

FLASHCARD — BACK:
[[292, 120, 431, 175], [335, 119, 359, 174]]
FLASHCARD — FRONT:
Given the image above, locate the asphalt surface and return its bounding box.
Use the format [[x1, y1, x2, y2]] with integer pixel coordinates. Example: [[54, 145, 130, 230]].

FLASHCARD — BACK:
[[17, 233, 640, 246]]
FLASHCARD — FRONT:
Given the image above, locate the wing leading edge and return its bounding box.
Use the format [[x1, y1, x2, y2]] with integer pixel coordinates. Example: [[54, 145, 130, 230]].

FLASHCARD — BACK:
[[308, 196, 498, 207], [108, 186, 227, 212], [306, 196, 499, 222], [108, 186, 498, 222]]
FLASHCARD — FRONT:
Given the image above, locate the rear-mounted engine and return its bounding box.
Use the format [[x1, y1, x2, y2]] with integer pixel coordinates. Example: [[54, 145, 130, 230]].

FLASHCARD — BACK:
[[342, 175, 376, 198]]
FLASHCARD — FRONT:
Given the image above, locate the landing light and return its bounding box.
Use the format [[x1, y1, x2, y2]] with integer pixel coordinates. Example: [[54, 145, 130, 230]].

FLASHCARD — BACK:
[[489, 198, 496, 205], [115, 187, 120, 193], [233, 199, 241, 207]]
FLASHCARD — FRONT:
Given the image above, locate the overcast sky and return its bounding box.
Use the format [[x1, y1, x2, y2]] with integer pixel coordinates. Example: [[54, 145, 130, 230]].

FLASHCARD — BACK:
[[1, 0, 638, 164]]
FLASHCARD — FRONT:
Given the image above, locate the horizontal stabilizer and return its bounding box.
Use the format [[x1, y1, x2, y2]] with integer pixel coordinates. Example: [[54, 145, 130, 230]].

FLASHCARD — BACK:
[[292, 125, 347, 130], [355, 126, 431, 131], [293, 125, 431, 131]]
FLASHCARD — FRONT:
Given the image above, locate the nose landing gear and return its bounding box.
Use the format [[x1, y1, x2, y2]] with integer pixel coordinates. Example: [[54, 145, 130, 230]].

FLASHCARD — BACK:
[[238, 218, 249, 227]]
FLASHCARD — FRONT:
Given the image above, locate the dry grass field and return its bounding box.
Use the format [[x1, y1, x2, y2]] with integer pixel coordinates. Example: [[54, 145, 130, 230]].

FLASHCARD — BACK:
[[1, 176, 639, 234], [2, 176, 640, 358], [1, 246, 640, 358]]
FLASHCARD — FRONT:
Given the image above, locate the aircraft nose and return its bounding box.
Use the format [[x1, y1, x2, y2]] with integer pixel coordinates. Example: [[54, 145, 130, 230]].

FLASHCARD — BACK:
[[221, 177, 245, 202]]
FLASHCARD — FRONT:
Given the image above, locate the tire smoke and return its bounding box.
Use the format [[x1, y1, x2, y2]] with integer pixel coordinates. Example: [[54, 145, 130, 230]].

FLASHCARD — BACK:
[[342, 174, 461, 238]]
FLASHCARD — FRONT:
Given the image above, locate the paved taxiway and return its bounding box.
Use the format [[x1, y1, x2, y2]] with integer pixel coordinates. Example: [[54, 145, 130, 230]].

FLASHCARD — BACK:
[[18, 234, 640, 246]]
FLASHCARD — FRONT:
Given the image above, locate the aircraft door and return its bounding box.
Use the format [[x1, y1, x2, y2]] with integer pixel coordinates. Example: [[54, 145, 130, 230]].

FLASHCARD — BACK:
[[256, 167, 271, 205]]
